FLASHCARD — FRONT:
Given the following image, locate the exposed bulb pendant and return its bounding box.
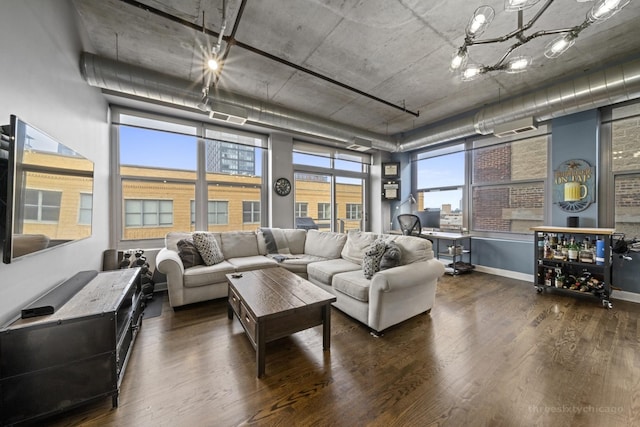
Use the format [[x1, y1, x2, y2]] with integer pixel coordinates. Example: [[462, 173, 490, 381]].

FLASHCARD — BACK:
[[505, 56, 532, 73], [505, 0, 542, 12], [450, 48, 468, 71], [544, 33, 577, 58], [466, 6, 495, 37], [462, 65, 483, 81], [589, 0, 630, 21]]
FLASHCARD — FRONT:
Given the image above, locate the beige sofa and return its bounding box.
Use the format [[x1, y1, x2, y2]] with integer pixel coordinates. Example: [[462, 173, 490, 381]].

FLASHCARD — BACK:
[[156, 228, 445, 334]]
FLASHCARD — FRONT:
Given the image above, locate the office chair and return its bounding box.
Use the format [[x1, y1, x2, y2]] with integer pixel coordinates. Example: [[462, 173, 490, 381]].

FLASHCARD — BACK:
[[397, 214, 422, 236]]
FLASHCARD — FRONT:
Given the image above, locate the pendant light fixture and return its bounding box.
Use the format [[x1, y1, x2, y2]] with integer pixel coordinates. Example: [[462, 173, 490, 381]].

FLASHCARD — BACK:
[[449, 0, 631, 81]]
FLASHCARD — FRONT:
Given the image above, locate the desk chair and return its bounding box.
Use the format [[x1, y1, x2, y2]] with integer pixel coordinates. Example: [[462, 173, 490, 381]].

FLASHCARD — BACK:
[[397, 214, 422, 236]]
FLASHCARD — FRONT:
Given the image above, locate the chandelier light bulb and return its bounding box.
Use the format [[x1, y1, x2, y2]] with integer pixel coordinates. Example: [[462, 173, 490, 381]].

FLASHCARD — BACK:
[[588, 0, 630, 22], [450, 49, 468, 71], [466, 6, 495, 37], [505, 56, 532, 73], [461, 65, 483, 81], [544, 34, 576, 58], [505, 0, 542, 12]]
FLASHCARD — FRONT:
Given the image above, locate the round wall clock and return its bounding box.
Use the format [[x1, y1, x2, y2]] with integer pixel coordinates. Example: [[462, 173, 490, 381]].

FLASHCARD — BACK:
[[274, 177, 292, 196]]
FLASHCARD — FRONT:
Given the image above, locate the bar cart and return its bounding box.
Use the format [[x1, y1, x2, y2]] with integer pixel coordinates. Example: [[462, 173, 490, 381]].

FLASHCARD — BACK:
[[531, 226, 615, 309]]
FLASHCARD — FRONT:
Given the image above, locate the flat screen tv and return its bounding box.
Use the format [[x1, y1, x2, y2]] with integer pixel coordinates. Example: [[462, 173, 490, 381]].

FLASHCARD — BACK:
[[414, 209, 441, 231], [1, 115, 94, 263]]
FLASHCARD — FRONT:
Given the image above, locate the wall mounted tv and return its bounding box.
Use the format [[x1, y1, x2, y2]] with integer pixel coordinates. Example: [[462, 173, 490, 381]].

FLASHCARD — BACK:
[[1, 115, 94, 264]]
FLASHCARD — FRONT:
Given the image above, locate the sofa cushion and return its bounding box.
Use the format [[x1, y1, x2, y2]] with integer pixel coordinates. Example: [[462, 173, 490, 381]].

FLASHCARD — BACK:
[[277, 254, 328, 275], [227, 255, 278, 271], [341, 231, 378, 265], [193, 232, 225, 265], [362, 238, 387, 279], [304, 230, 347, 259], [258, 228, 291, 254], [333, 270, 371, 302], [386, 234, 433, 264], [183, 261, 236, 288], [220, 231, 260, 259], [177, 239, 204, 268], [379, 240, 402, 270], [307, 258, 361, 287]]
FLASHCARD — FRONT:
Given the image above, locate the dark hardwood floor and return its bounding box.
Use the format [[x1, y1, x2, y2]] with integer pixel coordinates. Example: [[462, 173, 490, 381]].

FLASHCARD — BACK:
[[44, 272, 640, 426]]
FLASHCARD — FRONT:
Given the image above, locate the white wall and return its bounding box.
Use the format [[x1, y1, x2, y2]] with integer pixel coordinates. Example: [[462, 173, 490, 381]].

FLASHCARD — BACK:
[[0, 1, 109, 325]]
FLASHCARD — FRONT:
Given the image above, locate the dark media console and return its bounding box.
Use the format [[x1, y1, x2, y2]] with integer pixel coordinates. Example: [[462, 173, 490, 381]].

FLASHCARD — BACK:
[[0, 268, 143, 426]]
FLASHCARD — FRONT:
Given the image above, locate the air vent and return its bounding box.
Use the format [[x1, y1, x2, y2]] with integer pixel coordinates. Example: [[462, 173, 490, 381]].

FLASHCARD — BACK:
[[346, 137, 372, 152], [209, 104, 248, 125], [493, 117, 537, 138]]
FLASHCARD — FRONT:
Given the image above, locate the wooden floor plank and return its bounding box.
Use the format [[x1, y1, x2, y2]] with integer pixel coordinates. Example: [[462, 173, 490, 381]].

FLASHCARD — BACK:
[[43, 272, 640, 427]]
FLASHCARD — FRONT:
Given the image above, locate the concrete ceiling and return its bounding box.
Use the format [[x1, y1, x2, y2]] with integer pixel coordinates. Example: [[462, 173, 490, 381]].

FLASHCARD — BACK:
[[71, 0, 640, 141]]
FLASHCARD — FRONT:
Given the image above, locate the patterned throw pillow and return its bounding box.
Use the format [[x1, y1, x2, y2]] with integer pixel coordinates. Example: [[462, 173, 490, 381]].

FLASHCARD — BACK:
[[176, 239, 204, 269], [192, 232, 225, 266], [362, 238, 387, 279], [379, 240, 402, 270]]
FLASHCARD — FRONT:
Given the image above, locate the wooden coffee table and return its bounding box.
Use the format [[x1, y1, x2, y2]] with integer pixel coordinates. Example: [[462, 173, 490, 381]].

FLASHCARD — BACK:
[[226, 268, 336, 377]]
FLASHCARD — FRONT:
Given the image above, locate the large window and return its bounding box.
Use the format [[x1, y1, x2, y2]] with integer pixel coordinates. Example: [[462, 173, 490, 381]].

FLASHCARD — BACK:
[[115, 111, 267, 244], [293, 142, 369, 233], [610, 102, 640, 237], [415, 146, 465, 231], [471, 134, 548, 233]]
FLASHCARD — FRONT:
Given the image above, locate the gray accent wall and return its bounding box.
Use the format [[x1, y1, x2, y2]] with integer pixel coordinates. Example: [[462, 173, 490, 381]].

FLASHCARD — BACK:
[[551, 110, 599, 228], [471, 238, 533, 275], [0, 1, 109, 326]]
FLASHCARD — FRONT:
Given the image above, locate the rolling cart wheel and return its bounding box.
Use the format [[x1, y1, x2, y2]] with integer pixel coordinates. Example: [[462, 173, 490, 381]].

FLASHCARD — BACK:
[[536, 286, 543, 294], [602, 300, 613, 309]]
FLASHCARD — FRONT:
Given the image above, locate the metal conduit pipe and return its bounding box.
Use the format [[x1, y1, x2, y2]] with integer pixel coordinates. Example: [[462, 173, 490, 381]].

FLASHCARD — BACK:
[[80, 53, 398, 152], [399, 57, 640, 152]]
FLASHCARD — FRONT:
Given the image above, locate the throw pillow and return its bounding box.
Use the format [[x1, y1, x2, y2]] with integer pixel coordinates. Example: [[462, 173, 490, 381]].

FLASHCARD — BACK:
[[176, 239, 204, 269], [192, 232, 225, 266], [379, 240, 402, 270], [362, 238, 387, 279]]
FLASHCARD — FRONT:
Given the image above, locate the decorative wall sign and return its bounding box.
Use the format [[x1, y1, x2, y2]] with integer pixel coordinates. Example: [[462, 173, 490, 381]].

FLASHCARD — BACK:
[[552, 159, 595, 212]]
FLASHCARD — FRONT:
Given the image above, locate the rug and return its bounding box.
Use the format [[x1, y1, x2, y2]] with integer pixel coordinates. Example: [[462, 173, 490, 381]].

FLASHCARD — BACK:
[[143, 291, 166, 319]]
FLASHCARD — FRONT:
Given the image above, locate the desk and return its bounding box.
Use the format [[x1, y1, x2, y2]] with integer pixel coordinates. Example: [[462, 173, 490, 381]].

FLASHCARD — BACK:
[[418, 231, 474, 275]]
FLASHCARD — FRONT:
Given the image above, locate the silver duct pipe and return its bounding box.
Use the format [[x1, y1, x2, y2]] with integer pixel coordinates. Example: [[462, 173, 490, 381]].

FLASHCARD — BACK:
[[399, 57, 640, 151], [80, 53, 397, 151]]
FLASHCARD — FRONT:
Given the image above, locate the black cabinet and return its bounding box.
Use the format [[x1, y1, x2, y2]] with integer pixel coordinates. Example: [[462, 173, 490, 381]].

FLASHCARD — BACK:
[[0, 268, 143, 425], [531, 226, 615, 309]]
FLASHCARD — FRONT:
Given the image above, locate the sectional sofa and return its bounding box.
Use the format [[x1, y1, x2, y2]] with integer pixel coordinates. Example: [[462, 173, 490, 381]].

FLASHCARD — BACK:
[[156, 228, 445, 334]]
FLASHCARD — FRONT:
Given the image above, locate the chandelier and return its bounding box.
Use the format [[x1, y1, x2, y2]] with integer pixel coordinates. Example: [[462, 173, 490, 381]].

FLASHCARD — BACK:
[[449, 0, 631, 81]]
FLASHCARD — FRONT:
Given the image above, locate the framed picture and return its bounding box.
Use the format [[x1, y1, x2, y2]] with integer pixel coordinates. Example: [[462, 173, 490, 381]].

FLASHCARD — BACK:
[[382, 162, 400, 179], [382, 180, 400, 201]]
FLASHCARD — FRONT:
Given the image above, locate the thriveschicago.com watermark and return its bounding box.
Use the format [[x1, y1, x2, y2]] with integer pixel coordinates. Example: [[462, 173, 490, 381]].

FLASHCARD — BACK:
[[528, 405, 624, 414]]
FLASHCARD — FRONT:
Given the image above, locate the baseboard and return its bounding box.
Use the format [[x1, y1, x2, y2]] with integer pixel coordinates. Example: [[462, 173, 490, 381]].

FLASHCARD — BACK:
[[611, 290, 640, 304], [472, 265, 534, 283]]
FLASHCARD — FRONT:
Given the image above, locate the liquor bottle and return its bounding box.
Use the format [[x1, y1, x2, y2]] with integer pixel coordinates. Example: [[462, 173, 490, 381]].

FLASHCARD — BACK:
[[567, 236, 578, 262]]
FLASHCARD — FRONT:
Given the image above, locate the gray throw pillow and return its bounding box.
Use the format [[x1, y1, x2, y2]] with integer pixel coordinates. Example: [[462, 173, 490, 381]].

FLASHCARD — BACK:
[[192, 232, 225, 266], [380, 241, 402, 270], [362, 238, 387, 279], [176, 239, 204, 269]]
